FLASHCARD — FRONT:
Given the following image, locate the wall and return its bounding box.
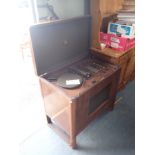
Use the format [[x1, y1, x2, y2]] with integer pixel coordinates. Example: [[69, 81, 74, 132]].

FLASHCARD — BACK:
[[36, 0, 86, 20]]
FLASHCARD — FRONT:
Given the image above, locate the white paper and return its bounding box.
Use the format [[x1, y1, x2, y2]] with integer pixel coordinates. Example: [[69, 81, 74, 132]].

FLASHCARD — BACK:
[[66, 79, 80, 85]]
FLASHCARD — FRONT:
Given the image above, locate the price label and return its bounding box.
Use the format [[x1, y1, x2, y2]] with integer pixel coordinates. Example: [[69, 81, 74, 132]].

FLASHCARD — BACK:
[[66, 79, 80, 85]]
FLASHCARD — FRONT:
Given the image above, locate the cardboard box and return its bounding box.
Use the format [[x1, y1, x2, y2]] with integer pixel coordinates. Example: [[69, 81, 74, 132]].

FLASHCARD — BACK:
[[99, 32, 135, 52], [108, 22, 135, 38], [99, 32, 109, 45]]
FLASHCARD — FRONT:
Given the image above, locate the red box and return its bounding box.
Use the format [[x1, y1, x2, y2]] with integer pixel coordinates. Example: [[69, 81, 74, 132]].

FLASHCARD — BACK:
[[99, 32, 135, 52]]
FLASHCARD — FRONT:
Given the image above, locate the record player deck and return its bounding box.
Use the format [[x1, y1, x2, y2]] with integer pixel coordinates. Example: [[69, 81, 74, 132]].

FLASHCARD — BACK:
[[41, 56, 119, 90], [38, 55, 120, 148]]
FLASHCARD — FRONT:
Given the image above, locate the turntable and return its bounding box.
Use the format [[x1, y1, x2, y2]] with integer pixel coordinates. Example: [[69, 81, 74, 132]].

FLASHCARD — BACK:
[[57, 73, 83, 89]]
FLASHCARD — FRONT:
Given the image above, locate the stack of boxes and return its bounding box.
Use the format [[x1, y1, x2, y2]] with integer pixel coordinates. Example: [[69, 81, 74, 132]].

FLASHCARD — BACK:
[[99, 0, 135, 52]]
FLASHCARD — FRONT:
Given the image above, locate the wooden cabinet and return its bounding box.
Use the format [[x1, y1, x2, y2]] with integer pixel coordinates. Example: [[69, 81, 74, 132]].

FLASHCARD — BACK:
[[90, 0, 135, 48], [39, 59, 120, 148], [90, 0, 135, 89], [91, 47, 135, 90], [90, 0, 124, 48], [124, 49, 135, 84]]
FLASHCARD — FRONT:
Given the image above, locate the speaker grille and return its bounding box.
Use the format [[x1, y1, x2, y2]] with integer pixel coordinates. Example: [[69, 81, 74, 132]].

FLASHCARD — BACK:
[[88, 84, 111, 114]]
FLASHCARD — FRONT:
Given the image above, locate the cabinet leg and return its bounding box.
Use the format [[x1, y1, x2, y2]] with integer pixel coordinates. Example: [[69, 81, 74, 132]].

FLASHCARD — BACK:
[[70, 137, 77, 149], [109, 104, 114, 111]]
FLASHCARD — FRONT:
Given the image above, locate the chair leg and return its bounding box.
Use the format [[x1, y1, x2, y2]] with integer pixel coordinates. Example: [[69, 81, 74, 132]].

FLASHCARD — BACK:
[[46, 115, 52, 124]]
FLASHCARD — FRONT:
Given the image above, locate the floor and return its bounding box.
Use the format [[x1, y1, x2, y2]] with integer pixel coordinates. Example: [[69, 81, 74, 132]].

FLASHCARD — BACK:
[[19, 54, 135, 155]]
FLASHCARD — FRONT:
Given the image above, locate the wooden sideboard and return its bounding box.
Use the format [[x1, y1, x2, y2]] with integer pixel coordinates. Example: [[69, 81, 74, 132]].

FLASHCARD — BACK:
[[91, 47, 135, 90]]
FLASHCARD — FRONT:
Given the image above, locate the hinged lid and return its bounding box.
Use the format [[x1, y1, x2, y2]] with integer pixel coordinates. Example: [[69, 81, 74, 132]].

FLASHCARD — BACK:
[[29, 15, 91, 76]]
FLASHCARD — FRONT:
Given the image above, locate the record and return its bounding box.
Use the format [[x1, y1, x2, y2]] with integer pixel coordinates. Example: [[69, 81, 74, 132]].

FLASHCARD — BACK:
[[57, 72, 83, 89]]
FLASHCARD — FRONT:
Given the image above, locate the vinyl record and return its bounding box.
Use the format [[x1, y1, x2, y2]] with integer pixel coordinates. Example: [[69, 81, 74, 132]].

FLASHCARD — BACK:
[[57, 72, 83, 89]]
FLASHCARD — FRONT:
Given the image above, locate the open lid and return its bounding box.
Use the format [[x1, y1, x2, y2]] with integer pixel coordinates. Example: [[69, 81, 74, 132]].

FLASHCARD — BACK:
[[29, 15, 91, 76]]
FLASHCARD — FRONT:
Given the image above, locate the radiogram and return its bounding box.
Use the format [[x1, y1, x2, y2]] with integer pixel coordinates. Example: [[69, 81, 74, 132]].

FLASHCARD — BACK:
[[30, 16, 120, 148]]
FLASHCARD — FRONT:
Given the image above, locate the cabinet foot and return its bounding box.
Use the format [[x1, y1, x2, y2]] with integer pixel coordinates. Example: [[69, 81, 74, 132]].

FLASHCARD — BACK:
[[70, 142, 77, 149], [70, 138, 77, 149], [109, 104, 114, 111]]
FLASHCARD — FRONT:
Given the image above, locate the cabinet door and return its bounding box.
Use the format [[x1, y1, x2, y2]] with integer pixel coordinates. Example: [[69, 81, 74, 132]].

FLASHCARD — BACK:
[[124, 48, 135, 84], [76, 73, 118, 134], [87, 76, 116, 121]]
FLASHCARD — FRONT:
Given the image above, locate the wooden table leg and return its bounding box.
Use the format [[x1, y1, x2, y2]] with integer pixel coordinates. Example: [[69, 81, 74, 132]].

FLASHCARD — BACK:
[[69, 102, 77, 149], [70, 137, 77, 149]]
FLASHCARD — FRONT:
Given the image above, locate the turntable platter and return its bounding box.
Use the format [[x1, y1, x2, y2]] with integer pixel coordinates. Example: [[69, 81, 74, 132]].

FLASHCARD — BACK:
[[57, 73, 83, 89]]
